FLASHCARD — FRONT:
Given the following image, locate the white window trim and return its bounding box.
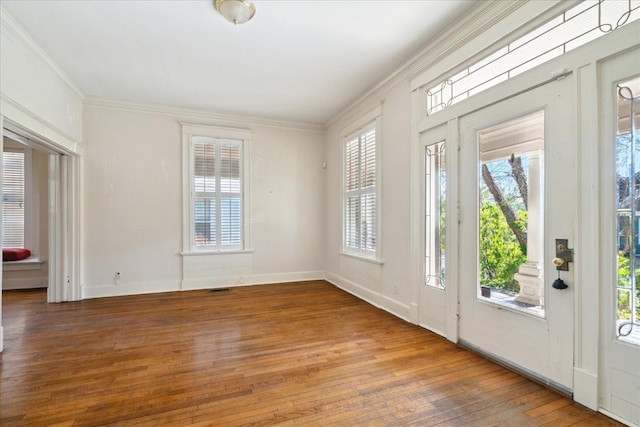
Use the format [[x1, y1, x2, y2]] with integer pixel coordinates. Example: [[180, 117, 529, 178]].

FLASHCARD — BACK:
[[2, 139, 39, 259], [341, 105, 382, 262], [181, 123, 251, 255], [3, 258, 44, 271]]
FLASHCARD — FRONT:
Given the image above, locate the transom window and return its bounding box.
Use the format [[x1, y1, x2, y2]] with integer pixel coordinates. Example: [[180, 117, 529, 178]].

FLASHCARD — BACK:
[[426, 0, 640, 116]]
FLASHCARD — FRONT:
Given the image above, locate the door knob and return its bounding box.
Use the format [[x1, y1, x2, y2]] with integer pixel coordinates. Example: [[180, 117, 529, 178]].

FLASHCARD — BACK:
[[554, 239, 574, 271]]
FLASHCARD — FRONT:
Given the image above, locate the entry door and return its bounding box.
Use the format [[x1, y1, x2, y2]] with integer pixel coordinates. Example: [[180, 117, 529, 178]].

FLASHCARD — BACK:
[[458, 75, 575, 391], [599, 47, 640, 426]]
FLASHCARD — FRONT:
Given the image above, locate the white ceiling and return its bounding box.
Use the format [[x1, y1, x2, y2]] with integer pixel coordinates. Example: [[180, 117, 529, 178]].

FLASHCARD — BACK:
[[2, 0, 478, 125]]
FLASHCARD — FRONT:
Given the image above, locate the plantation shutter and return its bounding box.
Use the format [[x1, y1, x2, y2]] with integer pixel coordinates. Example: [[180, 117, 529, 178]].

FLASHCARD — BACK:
[[193, 141, 216, 246], [2, 151, 25, 248], [344, 123, 376, 253], [361, 128, 376, 251], [192, 137, 242, 251], [345, 136, 360, 248], [219, 142, 241, 248]]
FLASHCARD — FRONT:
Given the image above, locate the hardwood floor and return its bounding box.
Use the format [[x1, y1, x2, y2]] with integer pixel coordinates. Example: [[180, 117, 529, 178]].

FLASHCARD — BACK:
[[1, 281, 621, 426]]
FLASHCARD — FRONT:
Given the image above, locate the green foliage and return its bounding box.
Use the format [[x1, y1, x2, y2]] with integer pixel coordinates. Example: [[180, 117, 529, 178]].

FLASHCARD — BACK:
[[479, 202, 527, 292], [616, 252, 640, 322]]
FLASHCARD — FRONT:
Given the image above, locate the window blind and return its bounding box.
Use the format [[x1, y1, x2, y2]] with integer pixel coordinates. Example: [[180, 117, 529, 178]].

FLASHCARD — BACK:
[[193, 137, 242, 250], [345, 125, 377, 253], [2, 151, 25, 248]]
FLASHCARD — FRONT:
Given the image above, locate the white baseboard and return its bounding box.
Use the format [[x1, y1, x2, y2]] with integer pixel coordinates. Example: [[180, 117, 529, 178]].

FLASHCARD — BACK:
[[81, 280, 181, 299], [324, 272, 382, 307], [409, 303, 419, 324], [599, 408, 639, 427], [182, 270, 324, 291], [82, 271, 325, 298], [2, 277, 48, 290], [573, 368, 598, 410], [324, 272, 411, 321], [381, 294, 411, 322]]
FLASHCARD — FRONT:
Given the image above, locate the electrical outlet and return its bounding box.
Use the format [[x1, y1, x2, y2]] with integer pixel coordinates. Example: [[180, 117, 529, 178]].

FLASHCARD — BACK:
[[115, 272, 121, 280], [393, 284, 399, 295]]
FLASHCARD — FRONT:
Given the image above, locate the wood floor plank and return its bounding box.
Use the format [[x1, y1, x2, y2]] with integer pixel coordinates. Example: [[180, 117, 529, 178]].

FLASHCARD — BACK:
[[1, 282, 622, 426]]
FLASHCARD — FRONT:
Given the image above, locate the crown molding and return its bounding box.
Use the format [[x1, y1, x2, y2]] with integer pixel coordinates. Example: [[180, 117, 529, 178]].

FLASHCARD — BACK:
[[84, 97, 326, 134], [1, 94, 83, 155], [408, 0, 582, 91], [324, 0, 523, 129], [1, 6, 85, 100], [324, 0, 576, 130]]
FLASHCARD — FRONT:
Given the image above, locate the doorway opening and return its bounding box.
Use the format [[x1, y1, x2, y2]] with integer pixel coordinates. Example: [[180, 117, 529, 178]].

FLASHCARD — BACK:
[[2, 130, 52, 295], [1, 123, 79, 304]]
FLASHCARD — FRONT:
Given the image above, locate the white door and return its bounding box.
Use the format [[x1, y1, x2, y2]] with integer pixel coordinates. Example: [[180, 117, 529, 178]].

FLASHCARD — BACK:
[[599, 47, 640, 426], [457, 75, 576, 391]]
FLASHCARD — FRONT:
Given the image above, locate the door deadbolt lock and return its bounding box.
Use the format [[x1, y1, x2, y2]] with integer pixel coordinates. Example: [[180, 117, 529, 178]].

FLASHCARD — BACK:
[[554, 239, 574, 271]]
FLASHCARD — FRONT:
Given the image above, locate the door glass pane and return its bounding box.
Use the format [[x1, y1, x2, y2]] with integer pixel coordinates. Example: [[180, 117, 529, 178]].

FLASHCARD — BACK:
[[615, 76, 640, 345], [478, 111, 545, 316], [425, 141, 446, 289]]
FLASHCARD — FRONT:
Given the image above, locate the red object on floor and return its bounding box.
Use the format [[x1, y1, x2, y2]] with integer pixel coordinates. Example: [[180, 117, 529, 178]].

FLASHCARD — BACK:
[[2, 248, 31, 261]]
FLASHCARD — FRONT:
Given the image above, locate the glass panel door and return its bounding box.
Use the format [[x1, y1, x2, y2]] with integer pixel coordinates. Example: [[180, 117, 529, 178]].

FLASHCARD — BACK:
[[600, 47, 640, 426], [458, 75, 575, 391]]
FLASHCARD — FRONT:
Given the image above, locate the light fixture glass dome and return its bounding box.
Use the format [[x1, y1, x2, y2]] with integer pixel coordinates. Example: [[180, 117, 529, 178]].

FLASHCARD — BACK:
[[215, 0, 256, 25]]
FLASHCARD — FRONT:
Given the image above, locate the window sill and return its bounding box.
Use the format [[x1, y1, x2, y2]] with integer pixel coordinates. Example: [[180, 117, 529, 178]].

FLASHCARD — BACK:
[[338, 252, 383, 265], [3, 257, 45, 271], [477, 291, 545, 319], [181, 249, 254, 257]]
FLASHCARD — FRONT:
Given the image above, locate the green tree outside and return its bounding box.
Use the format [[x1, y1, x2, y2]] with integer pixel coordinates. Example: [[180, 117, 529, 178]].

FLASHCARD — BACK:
[[479, 202, 527, 292]]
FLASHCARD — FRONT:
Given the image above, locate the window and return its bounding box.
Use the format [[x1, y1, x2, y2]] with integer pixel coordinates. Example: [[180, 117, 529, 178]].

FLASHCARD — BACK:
[[344, 117, 379, 258], [2, 149, 25, 248], [425, 0, 640, 116], [182, 125, 250, 253], [615, 76, 640, 344], [477, 111, 544, 316], [425, 141, 446, 288]]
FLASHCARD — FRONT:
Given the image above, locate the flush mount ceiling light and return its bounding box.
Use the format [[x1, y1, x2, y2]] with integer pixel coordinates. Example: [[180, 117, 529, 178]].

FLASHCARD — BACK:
[[215, 0, 256, 25]]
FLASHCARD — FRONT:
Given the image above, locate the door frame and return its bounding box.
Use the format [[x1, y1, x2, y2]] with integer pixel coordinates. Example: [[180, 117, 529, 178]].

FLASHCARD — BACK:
[[415, 121, 460, 340], [1, 118, 81, 304], [597, 47, 640, 426], [410, 22, 640, 410]]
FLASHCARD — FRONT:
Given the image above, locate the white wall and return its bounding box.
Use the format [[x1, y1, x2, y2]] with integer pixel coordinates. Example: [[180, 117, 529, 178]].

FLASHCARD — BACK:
[[0, 7, 84, 352], [324, 80, 414, 320], [0, 8, 83, 150], [81, 103, 325, 298], [320, 1, 564, 323], [322, 0, 639, 420]]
